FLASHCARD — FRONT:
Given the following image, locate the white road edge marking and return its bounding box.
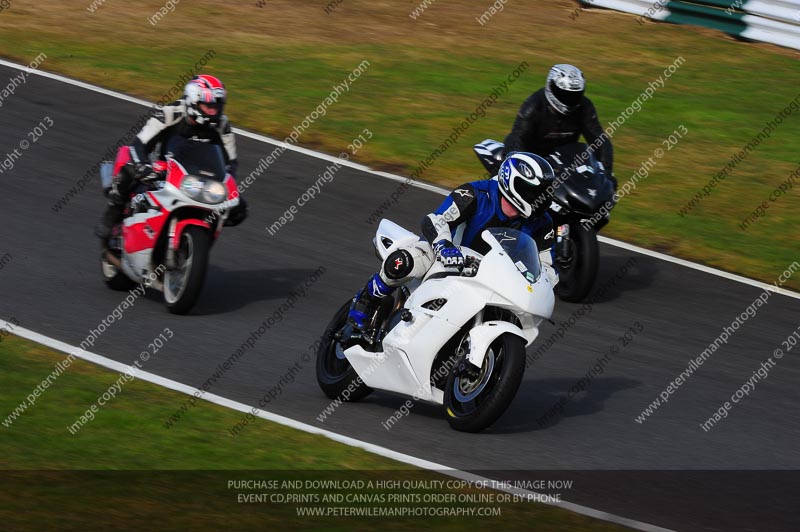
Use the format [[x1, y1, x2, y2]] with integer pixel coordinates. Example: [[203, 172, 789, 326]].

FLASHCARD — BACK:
[[1, 57, 796, 300], [2, 320, 675, 532]]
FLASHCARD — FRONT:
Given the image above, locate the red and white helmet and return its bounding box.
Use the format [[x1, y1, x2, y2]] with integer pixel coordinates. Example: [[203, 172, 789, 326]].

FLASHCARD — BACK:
[[184, 74, 226, 127]]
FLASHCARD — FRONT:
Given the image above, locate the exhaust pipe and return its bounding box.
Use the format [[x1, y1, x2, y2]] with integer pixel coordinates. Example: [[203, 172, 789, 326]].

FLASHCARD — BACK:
[[104, 249, 122, 268]]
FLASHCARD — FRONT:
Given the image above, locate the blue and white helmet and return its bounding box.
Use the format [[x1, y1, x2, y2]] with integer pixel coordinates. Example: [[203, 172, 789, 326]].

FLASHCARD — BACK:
[[497, 152, 555, 218], [545, 64, 585, 115]]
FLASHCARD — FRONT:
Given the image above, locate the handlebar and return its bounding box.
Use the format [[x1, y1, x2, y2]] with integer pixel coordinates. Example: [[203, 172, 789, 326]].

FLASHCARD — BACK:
[[461, 255, 481, 277]]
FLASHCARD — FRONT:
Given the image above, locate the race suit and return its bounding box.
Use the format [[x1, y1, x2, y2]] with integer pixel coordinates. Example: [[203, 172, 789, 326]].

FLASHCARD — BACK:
[[376, 179, 558, 288], [503, 88, 614, 182]]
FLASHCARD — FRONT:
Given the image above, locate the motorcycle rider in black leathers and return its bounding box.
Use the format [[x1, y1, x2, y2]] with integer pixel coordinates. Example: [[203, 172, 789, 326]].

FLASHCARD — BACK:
[[346, 152, 560, 337], [95, 74, 247, 240], [504, 64, 616, 189]]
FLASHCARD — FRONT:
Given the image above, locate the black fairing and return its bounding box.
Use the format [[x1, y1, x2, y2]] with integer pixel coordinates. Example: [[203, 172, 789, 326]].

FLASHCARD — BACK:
[[473, 139, 505, 175], [549, 143, 614, 218], [472, 139, 614, 220]]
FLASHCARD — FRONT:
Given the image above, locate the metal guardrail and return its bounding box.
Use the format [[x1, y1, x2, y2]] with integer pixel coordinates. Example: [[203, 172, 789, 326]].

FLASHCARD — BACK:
[[582, 0, 800, 50]]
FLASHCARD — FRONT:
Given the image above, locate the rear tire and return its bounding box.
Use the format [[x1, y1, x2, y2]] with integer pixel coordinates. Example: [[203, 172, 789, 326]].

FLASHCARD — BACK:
[[100, 250, 136, 291], [316, 300, 373, 402], [555, 224, 599, 303], [163, 226, 210, 315], [444, 333, 526, 433]]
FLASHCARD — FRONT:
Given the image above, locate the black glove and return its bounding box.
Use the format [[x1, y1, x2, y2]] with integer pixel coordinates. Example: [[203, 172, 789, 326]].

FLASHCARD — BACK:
[[135, 163, 162, 183], [224, 196, 248, 227], [434, 239, 464, 269]]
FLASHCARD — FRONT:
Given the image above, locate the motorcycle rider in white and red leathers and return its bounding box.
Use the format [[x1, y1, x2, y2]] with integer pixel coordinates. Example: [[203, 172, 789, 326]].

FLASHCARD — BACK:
[[95, 74, 247, 240]]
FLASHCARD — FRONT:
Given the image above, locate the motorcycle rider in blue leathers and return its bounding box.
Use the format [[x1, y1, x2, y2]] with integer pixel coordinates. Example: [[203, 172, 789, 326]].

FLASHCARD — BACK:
[[347, 152, 560, 333]]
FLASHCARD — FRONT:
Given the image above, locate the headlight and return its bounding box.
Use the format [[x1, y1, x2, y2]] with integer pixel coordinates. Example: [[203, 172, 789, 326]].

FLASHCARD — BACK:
[[180, 176, 226, 204], [180, 176, 204, 199], [202, 181, 227, 204]]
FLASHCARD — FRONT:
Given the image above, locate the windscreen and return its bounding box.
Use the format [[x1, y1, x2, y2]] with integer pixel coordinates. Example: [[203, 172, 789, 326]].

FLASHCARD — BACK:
[[167, 139, 226, 181], [486, 228, 541, 284]]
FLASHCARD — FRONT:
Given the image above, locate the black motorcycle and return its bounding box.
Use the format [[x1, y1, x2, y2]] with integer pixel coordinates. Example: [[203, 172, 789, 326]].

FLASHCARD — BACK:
[[473, 140, 615, 302]]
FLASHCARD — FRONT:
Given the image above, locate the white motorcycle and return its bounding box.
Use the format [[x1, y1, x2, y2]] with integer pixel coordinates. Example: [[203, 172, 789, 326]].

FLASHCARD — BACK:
[[317, 220, 555, 432]]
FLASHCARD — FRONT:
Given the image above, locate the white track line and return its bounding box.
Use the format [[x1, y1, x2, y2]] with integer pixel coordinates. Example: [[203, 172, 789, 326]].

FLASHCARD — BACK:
[[1, 57, 795, 300], [596, 237, 800, 300], [2, 320, 675, 532]]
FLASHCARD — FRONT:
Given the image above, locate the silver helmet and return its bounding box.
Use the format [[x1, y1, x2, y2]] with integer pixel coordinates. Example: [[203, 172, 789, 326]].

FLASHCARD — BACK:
[[544, 64, 585, 115]]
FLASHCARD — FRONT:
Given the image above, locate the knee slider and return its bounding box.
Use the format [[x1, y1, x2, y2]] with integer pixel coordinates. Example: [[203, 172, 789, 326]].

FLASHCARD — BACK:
[[384, 249, 414, 281]]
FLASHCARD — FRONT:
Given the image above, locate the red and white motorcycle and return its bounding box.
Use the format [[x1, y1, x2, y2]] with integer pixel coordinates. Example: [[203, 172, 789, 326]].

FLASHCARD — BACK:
[[100, 139, 240, 314]]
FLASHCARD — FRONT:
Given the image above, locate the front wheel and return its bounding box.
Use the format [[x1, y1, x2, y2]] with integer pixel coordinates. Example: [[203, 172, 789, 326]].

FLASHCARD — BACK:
[[555, 223, 599, 303], [316, 300, 373, 402], [444, 333, 526, 433], [163, 226, 210, 315]]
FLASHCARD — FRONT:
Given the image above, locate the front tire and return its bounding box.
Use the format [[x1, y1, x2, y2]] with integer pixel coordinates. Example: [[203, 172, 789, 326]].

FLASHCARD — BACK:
[[163, 226, 210, 315], [444, 333, 526, 433], [316, 300, 373, 402], [555, 224, 599, 303]]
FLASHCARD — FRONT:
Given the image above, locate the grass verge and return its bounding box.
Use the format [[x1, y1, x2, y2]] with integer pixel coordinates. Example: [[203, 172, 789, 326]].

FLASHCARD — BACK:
[[0, 334, 633, 531]]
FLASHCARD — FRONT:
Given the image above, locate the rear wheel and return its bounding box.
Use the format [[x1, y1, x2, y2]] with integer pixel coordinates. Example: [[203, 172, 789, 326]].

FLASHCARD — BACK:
[[163, 226, 210, 315], [316, 300, 373, 402], [100, 249, 136, 291], [555, 223, 599, 302], [444, 333, 526, 433]]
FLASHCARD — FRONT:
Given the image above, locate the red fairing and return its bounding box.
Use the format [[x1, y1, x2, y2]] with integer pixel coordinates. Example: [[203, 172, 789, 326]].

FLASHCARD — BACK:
[[113, 146, 133, 175], [224, 175, 239, 200], [123, 211, 169, 254], [147, 192, 162, 208], [173, 220, 211, 249], [167, 159, 186, 189]]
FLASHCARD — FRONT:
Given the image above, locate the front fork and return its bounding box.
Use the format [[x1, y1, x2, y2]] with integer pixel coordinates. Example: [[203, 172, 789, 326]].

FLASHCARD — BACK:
[[164, 218, 215, 270], [454, 309, 484, 379], [556, 223, 574, 267], [165, 219, 179, 270]]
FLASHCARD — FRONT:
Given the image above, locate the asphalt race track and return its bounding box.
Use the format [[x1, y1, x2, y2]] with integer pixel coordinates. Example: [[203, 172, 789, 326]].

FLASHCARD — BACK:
[[1, 63, 799, 532]]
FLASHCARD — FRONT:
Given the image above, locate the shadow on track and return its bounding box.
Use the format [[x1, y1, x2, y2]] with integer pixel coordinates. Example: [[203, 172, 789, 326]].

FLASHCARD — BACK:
[[190, 267, 324, 315], [487, 377, 640, 434], [584, 253, 658, 304], [340, 377, 639, 435]]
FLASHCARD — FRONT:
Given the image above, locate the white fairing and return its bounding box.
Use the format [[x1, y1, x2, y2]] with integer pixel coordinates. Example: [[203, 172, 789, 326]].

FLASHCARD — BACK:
[[345, 223, 555, 405], [467, 322, 529, 368], [374, 219, 421, 260]]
